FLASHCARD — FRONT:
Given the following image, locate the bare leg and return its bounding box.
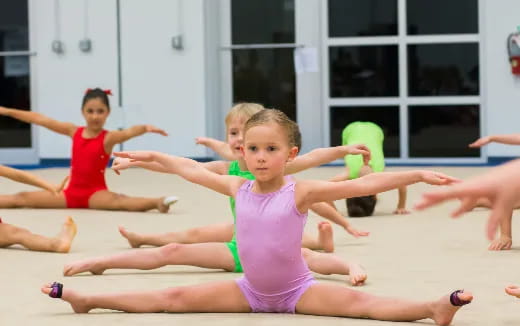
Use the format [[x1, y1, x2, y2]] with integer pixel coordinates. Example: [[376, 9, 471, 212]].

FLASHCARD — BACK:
[[63, 242, 236, 276], [118, 223, 234, 248], [296, 283, 472, 325], [489, 210, 513, 251], [0, 217, 77, 253], [89, 190, 176, 213], [0, 190, 67, 208], [301, 222, 334, 253], [505, 285, 520, 298], [301, 248, 366, 286], [41, 280, 251, 313]]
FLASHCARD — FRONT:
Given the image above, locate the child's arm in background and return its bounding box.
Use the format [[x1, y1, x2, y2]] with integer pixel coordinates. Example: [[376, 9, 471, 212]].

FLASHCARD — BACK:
[[469, 134, 520, 147], [112, 157, 229, 176], [298, 170, 458, 212], [0, 106, 76, 137], [393, 186, 410, 215], [114, 151, 244, 197], [285, 145, 370, 174], [0, 165, 66, 194], [105, 125, 168, 152], [196, 137, 237, 161], [309, 201, 369, 237]]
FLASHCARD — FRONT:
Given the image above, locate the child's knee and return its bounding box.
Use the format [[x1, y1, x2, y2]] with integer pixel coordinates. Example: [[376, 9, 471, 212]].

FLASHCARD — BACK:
[[158, 243, 184, 260], [12, 191, 30, 207], [163, 287, 188, 312]]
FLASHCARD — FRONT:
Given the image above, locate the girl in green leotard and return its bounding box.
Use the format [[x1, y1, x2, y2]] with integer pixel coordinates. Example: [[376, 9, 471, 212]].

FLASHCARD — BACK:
[[329, 121, 408, 217]]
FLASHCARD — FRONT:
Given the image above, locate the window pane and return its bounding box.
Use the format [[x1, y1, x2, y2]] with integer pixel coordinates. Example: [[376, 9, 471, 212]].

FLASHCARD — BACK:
[[407, 0, 478, 35], [0, 55, 31, 148], [328, 0, 397, 37], [0, 0, 29, 52], [409, 105, 479, 157], [330, 106, 400, 157], [232, 0, 294, 44], [233, 49, 296, 121], [330, 45, 398, 97], [408, 43, 479, 96]]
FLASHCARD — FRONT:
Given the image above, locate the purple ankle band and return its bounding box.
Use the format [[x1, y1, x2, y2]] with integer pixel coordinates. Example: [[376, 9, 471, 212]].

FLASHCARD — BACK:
[[49, 282, 63, 298], [450, 290, 469, 306]]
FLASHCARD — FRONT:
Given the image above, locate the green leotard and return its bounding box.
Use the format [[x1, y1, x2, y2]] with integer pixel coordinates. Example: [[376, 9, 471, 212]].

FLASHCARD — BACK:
[[226, 160, 255, 272], [342, 121, 385, 179]]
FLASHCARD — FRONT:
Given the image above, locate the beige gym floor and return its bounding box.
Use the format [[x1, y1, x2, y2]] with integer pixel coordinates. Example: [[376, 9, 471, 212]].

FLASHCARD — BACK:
[[1, 166, 519, 325]]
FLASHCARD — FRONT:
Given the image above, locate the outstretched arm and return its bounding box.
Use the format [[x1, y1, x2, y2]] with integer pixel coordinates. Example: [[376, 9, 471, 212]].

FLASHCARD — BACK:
[[112, 157, 229, 176], [0, 165, 65, 194], [309, 202, 369, 237], [105, 125, 168, 151], [299, 170, 458, 211], [469, 134, 520, 147], [0, 106, 76, 137], [285, 145, 370, 174], [113, 151, 244, 197], [196, 137, 237, 160], [415, 159, 520, 240]]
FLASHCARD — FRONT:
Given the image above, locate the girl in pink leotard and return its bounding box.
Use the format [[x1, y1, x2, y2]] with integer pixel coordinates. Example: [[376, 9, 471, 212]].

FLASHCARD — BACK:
[[42, 109, 472, 325]]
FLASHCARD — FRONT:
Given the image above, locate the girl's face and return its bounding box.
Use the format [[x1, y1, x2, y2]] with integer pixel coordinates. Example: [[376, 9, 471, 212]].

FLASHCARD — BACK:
[[242, 122, 298, 182], [82, 98, 109, 131], [226, 116, 248, 158]]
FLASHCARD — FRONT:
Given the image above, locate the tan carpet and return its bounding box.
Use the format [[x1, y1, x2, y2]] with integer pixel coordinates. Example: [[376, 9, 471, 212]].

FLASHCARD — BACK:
[[1, 166, 519, 325]]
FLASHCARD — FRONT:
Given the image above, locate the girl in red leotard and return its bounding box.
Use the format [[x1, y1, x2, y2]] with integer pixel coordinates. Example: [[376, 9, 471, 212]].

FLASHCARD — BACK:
[[0, 88, 177, 212]]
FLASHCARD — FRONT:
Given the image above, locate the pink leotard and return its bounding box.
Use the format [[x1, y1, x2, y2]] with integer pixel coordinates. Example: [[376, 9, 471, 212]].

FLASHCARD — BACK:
[[235, 178, 315, 313]]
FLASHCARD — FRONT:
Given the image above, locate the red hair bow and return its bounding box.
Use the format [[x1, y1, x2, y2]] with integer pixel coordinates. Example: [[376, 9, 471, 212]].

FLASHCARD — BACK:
[[85, 88, 113, 96]]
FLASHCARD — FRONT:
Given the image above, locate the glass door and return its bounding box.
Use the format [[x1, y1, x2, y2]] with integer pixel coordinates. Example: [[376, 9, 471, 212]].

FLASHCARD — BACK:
[[0, 0, 37, 164], [219, 0, 323, 153]]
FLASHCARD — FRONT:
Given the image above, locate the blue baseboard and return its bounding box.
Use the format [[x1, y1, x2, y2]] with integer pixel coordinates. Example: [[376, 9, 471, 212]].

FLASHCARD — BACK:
[[6, 156, 518, 170]]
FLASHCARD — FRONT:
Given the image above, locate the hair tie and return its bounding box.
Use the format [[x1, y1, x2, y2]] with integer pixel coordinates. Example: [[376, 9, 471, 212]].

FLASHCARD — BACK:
[[103, 89, 113, 96], [85, 88, 92, 95]]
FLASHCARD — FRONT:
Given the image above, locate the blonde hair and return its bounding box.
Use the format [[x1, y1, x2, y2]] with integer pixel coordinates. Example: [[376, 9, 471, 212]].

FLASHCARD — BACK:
[[225, 103, 265, 128], [244, 109, 301, 149]]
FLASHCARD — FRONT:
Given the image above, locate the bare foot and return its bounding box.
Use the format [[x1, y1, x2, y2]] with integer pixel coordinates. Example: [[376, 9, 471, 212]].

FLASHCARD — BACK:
[[431, 290, 473, 326], [505, 285, 520, 298], [347, 262, 367, 286], [488, 236, 512, 251], [63, 258, 105, 276], [41, 283, 91, 313], [118, 226, 142, 248], [318, 221, 334, 253], [158, 196, 179, 213], [54, 217, 77, 253]]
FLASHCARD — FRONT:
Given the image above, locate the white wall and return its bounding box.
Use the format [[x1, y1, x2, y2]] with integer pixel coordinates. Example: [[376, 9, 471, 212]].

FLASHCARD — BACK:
[[31, 0, 208, 159], [482, 0, 520, 157], [31, 0, 119, 158]]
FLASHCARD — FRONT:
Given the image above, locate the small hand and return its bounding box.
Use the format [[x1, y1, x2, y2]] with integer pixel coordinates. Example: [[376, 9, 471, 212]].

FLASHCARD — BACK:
[[111, 157, 133, 175], [114, 151, 155, 162], [145, 125, 168, 136], [420, 171, 460, 185], [346, 144, 371, 165], [344, 225, 370, 238], [469, 136, 491, 148], [195, 137, 210, 145], [488, 235, 512, 251], [393, 207, 410, 215]]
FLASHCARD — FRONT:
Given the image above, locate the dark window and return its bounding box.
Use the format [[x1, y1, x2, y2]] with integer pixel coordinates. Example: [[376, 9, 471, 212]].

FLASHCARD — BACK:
[[330, 106, 399, 157], [408, 43, 479, 96], [0, 0, 29, 52], [233, 49, 296, 121], [409, 105, 480, 157], [232, 0, 294, 44], [407, 0, 478, 35], [328, 0, 397, 37], [0, 55, 31, 148], [330, 45, 398, 97]]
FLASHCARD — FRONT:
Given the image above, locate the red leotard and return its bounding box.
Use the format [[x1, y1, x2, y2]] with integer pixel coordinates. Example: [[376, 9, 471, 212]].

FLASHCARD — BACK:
[[63, 127, 110, 208]]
